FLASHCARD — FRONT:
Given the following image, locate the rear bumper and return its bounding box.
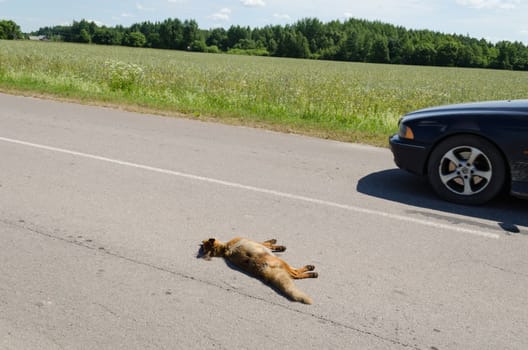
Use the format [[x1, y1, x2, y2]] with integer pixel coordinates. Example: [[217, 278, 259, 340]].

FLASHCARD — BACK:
[[389, 134, 429, 175]]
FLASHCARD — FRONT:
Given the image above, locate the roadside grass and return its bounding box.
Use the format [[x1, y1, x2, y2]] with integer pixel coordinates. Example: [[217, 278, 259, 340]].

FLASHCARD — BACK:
[[1, 40, 528, 147]]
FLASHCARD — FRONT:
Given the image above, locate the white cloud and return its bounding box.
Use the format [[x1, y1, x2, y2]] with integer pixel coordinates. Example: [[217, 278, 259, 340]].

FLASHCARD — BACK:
[[273, 13, 291, 20], [87, 19, 105, 27], [337, 0, 438, 27], [209, 8, 231, 21], [136, 2, 155, 11], [241, 0, 266, 7], [456, 0, 520, 10]]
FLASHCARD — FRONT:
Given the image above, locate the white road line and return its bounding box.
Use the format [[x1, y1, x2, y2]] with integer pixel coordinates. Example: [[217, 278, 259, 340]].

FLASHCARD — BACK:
[[0, 136, 501, 239]]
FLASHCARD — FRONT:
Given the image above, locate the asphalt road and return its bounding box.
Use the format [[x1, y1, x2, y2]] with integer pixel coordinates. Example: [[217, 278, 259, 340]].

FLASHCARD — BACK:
[[1, 93, 527, 350]]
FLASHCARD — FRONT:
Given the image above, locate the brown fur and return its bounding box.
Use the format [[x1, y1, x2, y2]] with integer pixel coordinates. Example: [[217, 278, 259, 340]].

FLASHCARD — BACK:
[[200, 237, 318, 304]]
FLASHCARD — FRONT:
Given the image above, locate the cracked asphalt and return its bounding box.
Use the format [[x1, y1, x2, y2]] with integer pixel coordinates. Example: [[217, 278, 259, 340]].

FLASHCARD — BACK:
[[1, 93, 527, 349]]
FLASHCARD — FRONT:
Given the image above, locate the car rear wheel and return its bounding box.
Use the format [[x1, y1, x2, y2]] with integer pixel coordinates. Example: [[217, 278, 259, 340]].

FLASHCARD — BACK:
[[427, 135, 506, 205]]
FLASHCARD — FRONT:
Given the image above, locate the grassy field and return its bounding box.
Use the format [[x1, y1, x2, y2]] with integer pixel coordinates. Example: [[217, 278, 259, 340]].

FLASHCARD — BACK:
[[1, 40, 528, 146]]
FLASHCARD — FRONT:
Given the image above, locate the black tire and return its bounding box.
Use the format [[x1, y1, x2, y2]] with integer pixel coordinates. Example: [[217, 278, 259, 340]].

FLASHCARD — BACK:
[[427, 135, 506, 205]]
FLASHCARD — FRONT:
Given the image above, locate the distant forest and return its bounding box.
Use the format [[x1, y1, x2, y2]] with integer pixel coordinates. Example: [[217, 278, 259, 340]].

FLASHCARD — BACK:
[[3, 17, 528, 70]]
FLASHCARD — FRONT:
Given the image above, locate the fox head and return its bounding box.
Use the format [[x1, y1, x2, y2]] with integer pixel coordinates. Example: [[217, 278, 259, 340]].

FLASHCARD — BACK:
[[199, 238, 223, 260]]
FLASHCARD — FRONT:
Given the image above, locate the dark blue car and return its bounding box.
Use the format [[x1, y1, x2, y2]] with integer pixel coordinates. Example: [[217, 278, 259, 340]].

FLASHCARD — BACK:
[[390, 99, 528, 205]]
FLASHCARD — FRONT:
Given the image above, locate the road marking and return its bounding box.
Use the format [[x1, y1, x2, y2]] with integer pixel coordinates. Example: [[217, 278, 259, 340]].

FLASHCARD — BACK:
[[1, 136, 500, 239]]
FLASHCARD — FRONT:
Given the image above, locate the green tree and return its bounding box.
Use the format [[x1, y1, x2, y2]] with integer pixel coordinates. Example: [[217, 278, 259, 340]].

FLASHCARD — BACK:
[[234, 38, 257, 50], [493, 41, 513, 69], [93, 28, 116, 45], [294, 18, 326, 54], [368, 36, 390, 63], [123, 31, 146, 47], [159, 18, 183, 49], [0, 20, 23, 39], [70, 19, 96, 43], [456, 45, 476, 67], [436, 39, 460, 66], [146, 32, 161, 48], [183, 20, 201, 49], [206, 28, 228, 51], [25, 15, 528, 71], [79, 29, 91, 43], [340, 30, 360, 61], [277, 30, 310, 58], [226, 25, 250, 49], [189, 39, 207, 52], [411, 42, 436, 66]]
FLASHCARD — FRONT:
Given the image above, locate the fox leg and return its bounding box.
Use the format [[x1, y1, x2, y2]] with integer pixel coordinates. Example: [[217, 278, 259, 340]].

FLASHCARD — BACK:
[[287, 264, 318, 279], [261, 239, 286, 252], [293, 265, 319, 279]]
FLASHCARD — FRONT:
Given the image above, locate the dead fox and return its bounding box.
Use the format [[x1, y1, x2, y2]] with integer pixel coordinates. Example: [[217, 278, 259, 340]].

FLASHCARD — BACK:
[[199, 237, 318, 304]]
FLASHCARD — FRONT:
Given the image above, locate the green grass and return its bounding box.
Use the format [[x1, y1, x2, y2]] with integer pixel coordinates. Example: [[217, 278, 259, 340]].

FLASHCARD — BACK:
[[1, 40, 528, 146]]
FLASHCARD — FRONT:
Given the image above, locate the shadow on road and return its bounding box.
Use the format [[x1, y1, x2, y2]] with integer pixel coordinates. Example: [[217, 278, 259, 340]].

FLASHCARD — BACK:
[[357, 169, 527, 235]]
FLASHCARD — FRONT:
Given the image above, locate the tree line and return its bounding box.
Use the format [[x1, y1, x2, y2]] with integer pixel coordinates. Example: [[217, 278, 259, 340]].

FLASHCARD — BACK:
[[6, 17, 528, 70]]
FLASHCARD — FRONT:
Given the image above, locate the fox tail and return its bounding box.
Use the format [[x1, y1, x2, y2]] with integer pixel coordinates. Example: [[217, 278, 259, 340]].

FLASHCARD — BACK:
[[269, 272, 313, 305]]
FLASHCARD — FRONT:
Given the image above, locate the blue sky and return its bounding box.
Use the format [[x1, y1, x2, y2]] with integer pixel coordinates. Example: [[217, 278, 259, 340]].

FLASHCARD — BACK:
[[1, 0, 527, 44]]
